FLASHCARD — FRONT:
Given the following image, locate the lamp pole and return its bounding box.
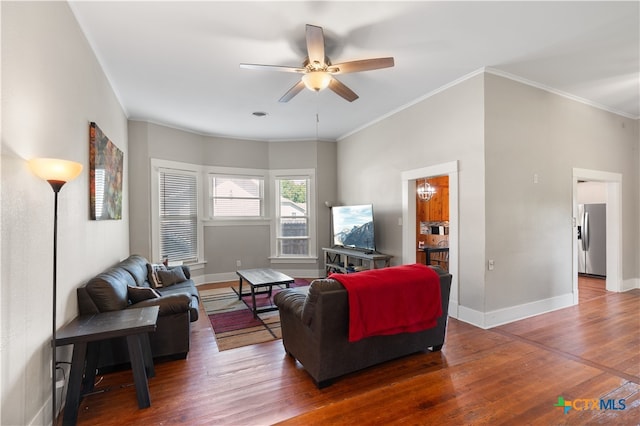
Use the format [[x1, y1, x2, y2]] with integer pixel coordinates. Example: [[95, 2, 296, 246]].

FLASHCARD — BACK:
[[28, 158, 82, 426], [49, 181, 64, 426]]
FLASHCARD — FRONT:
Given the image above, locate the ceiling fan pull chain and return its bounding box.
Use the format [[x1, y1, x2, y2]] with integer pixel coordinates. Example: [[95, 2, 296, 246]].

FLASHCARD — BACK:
[[315, 94, 320, 140]]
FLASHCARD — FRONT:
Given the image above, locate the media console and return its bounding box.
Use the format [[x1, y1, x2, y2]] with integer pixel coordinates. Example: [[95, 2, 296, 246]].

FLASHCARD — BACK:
[[323, 247, 392, 276]]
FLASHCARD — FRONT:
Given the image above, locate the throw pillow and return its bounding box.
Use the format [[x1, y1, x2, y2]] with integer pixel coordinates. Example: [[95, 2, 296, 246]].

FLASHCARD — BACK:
[[128, 286, 161, 304], [156, 267, 187, 287], [146, 263, 167, 288]]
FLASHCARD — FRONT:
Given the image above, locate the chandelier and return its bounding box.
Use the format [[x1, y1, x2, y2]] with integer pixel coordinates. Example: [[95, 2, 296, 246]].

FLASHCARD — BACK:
[[417, 179, 436, 201]]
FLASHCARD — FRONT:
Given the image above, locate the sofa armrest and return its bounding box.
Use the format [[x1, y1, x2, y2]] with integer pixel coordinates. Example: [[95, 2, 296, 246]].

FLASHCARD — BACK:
[[274, 290, 306, 321], [129, 293, 192, 316]]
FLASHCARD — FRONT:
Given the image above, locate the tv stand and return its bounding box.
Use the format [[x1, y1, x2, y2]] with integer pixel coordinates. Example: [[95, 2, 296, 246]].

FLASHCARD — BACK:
[[323, 247, 392, 276]]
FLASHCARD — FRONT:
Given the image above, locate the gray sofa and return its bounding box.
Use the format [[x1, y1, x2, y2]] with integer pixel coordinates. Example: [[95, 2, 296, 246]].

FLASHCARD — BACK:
[[274, 265, 452, 388], [77, 254, 199, 371]]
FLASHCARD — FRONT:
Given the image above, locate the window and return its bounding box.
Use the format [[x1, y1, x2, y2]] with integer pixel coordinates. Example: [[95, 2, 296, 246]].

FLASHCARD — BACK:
[[209, 174, 264, 218], [152, 164, 201, 263], [272, 170, 316, 259], [93, 168, 105, 218]]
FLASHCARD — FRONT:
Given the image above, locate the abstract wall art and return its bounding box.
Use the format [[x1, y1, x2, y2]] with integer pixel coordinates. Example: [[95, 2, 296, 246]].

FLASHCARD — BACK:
[[89, 122, 123, 220]]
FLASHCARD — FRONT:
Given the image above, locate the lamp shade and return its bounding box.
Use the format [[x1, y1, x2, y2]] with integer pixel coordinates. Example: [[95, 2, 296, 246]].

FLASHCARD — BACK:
[[302, 71, 332, 92], [29, 158, 83, 183]]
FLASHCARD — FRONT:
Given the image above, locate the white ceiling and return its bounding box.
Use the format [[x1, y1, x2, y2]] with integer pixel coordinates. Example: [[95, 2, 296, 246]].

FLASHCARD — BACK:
[[69, 1, 639, 142]]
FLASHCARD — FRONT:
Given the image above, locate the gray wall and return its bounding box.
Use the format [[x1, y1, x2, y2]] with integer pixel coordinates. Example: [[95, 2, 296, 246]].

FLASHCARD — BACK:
[[316, 141, 338, 252], [337, 72, 639, 326], [128, 122, 338, 281], [337, 74, 487, 312], [1, 2, 129, 424], [484, 73, 639, 312]]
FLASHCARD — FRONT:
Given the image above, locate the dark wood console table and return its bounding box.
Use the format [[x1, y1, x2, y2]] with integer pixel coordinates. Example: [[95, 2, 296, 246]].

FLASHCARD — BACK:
[[323, 247, 392, 276], [55, 306, 159, 425]]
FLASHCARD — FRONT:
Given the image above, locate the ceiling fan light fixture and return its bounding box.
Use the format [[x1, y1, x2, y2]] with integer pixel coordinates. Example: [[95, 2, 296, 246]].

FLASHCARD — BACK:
[[241, 24, 394, 102], [302, 71, 332, 92]]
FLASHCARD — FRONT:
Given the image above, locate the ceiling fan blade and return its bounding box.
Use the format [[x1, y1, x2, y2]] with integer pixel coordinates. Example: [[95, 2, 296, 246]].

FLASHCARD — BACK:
[[328, 77, 359, 102], [306, 24, 325, 67], [240, 63, 305, 73], [279, 80, 306, 102], [328, 57, 395, 74]]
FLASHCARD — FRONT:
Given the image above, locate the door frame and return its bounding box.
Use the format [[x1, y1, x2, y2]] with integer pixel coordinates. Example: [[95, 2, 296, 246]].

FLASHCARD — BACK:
[[572, 168, 623, 301], [402, 161, 459, 317]]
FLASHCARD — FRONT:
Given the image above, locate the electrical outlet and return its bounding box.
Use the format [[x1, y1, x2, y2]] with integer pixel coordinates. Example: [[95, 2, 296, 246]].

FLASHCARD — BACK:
[[236, 260, 241, 267]]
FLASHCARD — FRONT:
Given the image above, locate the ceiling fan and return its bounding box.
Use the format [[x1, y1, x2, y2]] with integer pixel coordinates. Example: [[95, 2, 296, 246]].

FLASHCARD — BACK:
[[240, 24, 394, 103]]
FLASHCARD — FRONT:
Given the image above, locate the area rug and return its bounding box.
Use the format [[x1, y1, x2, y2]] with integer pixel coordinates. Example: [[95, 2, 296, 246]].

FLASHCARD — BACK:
[[199, 279, 310, 351]]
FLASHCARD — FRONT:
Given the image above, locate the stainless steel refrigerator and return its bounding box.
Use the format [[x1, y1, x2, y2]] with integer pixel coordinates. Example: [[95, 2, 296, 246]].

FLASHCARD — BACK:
[[577, 203, 606, 276]]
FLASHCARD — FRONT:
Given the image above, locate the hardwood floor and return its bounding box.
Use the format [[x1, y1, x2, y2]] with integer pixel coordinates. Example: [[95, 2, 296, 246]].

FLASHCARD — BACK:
[[578, 274, 607, 303], [67, 281, 639, 425]]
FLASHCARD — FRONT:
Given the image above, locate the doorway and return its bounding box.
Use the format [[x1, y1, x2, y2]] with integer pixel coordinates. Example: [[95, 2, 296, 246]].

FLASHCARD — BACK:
[[576, 181, 607, 302], [402, 161, 459, 317], [572, 168, 623, 304], [416, 176, 449, 270], [578, 275, 607, 303]]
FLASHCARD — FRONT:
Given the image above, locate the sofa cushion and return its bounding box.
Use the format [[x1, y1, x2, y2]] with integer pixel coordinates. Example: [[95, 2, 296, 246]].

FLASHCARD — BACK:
[[120, 255, 151, 287], [128, 285, 161, 304], [85, 268, 133, 312], [176, 265, 191, 280], [157, 267, 187, 287], [302, 278, 344, 325], [158, 279, 198, 298]]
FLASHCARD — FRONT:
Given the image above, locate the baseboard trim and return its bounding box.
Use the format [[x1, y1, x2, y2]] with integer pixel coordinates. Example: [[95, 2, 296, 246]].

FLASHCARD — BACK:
[[457, 293, 575, 329], [457, 306, 486, 328], [622, 277, 640, 291], [447, 299, 459, 320], [199, 269, 324, 285], [201, 272, 238, 284]]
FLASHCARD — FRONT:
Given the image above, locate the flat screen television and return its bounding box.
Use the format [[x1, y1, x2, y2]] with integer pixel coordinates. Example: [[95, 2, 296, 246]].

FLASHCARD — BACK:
[[331, 204, 376, 252]]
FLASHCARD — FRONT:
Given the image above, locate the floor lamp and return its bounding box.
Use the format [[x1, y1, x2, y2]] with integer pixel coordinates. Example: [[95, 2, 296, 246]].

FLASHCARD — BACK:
[[29, 158, 83, 426]]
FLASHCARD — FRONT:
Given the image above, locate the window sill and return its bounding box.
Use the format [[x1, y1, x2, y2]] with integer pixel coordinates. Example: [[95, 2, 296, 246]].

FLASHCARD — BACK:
[[184, 261, 206, 271], [269, 257, 318, 264], [204, 218, 270, 227]]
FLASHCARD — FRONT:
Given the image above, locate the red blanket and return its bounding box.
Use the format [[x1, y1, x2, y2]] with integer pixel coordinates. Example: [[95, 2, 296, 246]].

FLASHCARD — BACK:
[[329, 263, 442, 342]]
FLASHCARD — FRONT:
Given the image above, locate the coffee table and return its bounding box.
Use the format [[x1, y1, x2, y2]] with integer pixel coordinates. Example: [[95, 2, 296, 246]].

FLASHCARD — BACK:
[[236, 268, 294, 318]]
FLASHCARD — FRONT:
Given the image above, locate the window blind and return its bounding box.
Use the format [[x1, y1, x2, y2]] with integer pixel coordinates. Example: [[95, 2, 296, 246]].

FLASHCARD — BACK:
[[159, 170, 198, 262], [209, 175, 263, 217]]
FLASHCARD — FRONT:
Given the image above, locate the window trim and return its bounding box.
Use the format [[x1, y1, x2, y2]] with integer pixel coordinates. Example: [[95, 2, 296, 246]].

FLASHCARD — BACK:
[[151, 162, 317, 265], [150, 159, 204, 264], [269, 168, 317, 260]]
